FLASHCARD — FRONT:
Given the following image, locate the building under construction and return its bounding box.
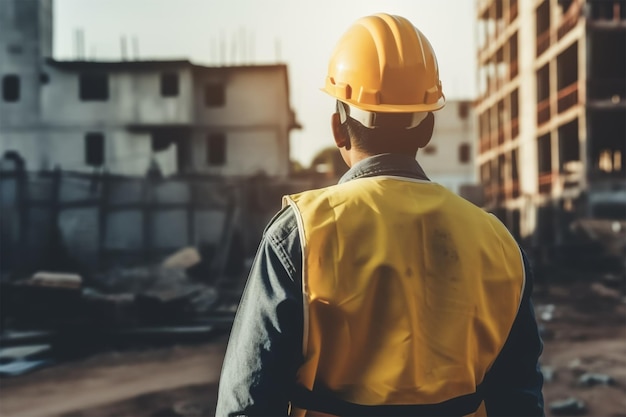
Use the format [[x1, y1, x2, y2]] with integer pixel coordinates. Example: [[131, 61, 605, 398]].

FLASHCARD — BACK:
[[476, 0, 626, 263]]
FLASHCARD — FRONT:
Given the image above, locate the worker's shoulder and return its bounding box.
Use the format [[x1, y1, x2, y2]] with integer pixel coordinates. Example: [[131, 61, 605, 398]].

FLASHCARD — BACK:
[[442, 189, 515, 235], [262, 205, 300, 244], [280, 184, 350, 216], [285, 182, 343, 201]]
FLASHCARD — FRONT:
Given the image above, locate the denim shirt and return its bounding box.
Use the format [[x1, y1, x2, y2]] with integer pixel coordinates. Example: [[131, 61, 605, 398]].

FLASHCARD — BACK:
[[216, 154, 544, 417]]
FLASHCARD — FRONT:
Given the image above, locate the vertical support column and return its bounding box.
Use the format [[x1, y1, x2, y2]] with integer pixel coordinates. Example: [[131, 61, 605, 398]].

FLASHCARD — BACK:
[[98, 172, 110, 271], [16, 168, 28, 270], [519, 0, 541, 240], [580, 28, 591, 192], [142, 177, 152, 263], [188, 178, 196, 248], [48, 167, 62, 268]]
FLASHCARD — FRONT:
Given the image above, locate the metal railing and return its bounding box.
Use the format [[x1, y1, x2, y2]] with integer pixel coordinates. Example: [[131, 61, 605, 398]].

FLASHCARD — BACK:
[[538, 172, 553, 194], [536, 29, 552, 57], [509, 60, 519, 80], [537, 98, 551, 125], [557, 81, 580, 113]]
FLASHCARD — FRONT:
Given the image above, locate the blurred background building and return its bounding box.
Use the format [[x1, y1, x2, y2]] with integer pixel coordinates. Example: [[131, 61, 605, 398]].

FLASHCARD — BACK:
[[476, 0, 626, 256], [0, 0, 299, 178], [0, 0, 306, 277], [419, 100, 478, 196]]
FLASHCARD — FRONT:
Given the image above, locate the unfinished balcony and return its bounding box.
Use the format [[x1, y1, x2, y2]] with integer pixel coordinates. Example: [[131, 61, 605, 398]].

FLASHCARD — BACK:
[[537, 98, 552, 126], [558, 119, 582, 190], [538, 172, 555, 194], [556, 42, 580, 114], [536, 30, 552, 58], [537, 64, 550, 126], [557, 0, 583, 40], [557, 82, 580, 113]]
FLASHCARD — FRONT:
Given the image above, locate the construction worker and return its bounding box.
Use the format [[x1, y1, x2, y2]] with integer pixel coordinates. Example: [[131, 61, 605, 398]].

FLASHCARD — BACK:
[[216, 13, 544, 417]]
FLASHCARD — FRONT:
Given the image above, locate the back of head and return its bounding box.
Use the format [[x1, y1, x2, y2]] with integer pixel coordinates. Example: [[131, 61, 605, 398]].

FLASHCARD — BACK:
[[323, 14, 445, 154]]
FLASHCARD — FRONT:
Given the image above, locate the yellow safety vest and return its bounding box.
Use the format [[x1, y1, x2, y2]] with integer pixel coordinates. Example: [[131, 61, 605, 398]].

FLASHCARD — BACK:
[[282, 176, 525, 417]]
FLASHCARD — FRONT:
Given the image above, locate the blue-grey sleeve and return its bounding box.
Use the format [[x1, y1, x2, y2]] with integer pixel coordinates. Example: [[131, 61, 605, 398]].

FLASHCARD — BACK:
[[482, 249, 545, 416], [216, 207, 303, 417]]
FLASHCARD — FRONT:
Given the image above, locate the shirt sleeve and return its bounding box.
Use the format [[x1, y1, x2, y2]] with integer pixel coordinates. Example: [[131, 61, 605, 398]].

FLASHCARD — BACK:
[[482, 249, 545, 416], [215, 208, 304, 417]]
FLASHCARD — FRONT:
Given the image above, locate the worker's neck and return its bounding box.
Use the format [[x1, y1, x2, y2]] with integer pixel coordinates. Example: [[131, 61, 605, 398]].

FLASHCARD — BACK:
[[345, 149, 417, 168]]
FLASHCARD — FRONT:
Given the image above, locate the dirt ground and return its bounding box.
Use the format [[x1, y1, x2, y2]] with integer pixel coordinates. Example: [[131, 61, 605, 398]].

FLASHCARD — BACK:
[[1, 281, 624, 417], [535, 281, 626, 417]]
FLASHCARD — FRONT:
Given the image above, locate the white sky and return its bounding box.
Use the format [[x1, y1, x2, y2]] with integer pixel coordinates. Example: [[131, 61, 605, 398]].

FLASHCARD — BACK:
[[54, 0, 478, 166]]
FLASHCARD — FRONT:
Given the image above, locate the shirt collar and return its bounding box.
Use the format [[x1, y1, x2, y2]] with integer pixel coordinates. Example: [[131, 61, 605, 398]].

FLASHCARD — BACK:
[[338, 153, 430, 184]]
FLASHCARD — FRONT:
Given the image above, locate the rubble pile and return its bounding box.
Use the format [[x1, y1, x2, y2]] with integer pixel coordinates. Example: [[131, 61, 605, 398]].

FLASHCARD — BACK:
[[0, 247, 249, 376]]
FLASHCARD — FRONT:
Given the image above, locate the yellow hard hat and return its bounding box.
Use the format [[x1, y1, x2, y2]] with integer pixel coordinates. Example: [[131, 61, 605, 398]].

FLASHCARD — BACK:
[[323, 13, 445, 115]]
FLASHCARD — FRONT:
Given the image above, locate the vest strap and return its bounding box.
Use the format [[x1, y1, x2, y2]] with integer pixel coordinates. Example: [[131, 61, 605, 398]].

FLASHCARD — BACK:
[[290, 384, 484, 417]]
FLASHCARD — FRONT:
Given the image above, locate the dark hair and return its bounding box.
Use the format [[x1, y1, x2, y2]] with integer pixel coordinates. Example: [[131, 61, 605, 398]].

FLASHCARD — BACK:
[[339, 111, 435, 154]]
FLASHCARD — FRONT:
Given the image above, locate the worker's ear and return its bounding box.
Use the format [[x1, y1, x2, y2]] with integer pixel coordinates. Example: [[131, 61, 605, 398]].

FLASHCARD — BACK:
[[415, 112, 434, 148], [332, 112, 351, 150]]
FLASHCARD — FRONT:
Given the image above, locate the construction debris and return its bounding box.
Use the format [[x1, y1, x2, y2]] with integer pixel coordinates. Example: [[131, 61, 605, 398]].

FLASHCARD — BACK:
[[541, 365, 556, 383], [0, 358, 55, 377], [567, 358, 585, 373], [0, 241, 249, 377], [0, 344, 54, 377], [577, 372, 616, 387], [27, 272, 82, 289], [549, 397, 587, 416], [538, 304, 556, 321], [570, 219, 626, 273], [0, 330, 55, 347], [162, 247, 202, 270], [590, 282, 622, 300]]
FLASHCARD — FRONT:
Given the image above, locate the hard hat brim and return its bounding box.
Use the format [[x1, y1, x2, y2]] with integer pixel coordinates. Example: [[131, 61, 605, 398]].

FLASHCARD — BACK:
[[321, 88, 446, 113]]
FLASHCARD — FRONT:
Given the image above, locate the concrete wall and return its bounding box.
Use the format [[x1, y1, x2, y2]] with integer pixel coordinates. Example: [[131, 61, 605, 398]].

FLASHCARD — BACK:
[[193, 67, 291, 127], [189, 128, 283, 176], [1, 64, 292, 177], [193, 67, 291, 177], [0, 128, 177, 175], [40, 65, 194, 125], [1, 0, 293, 178]]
